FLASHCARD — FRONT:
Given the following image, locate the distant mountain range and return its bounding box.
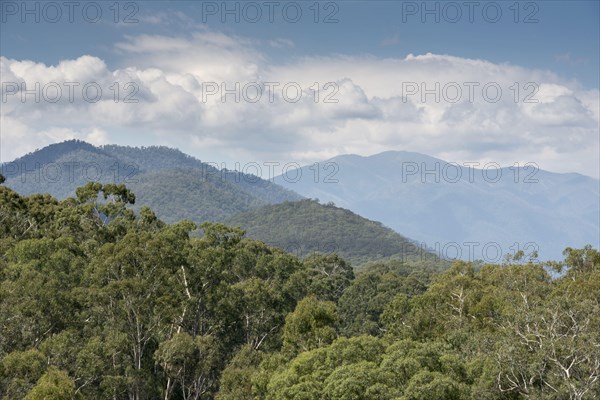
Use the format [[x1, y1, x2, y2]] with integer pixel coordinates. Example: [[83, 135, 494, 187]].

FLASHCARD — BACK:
[[2, 141, 442, 267], [3, 142, 597, 262], [1, 140, 302, 224], [274, 151, 600, 261]]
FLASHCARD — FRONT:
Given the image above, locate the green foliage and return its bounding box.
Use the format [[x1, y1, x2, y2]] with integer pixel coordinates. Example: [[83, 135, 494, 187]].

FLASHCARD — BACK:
[[266, 336, 470, 400], [1, 180, 598, 400], [0, 349, 46, 399], [400, 371, 465, 400], [225, 199, 436, 266], [24, 367, 75, 400], [296, 253, 355, 302], [3, 140, 301, 224], [338, 261, 431, 336], [154, 333, 219, 400], [562, 245, 600, 276], [129, 168, 268, 224], [282, 295, 339, 355], [215, 345, 263, 400], [0, 185, 310, 399]]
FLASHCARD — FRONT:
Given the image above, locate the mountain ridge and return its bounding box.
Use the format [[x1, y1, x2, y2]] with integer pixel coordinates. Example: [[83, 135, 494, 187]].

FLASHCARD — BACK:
[[4, 142, 597, 261], [274, 151, 599, 261], [1, 140, 303, 224]]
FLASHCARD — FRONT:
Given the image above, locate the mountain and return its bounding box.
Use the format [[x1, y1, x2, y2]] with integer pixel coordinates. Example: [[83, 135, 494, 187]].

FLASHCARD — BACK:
[[273, 151, 600, 261], [1, 140, 302, 224], [225, 199, 443, 267]]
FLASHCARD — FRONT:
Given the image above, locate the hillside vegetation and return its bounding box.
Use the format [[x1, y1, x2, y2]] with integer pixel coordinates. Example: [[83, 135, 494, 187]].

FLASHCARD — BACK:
[[225, 199, 442, 267], [2, 140, 302, 224], [1, 177, 598, 399]]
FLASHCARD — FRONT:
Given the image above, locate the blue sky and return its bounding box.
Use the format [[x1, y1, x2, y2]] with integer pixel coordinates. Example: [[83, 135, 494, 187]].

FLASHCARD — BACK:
[[1, 1, 599, 176], [3, 1, 598, 85]]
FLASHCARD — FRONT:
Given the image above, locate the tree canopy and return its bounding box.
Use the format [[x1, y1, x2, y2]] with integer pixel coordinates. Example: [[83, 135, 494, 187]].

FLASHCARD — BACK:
[[0, 182, 598, 399]]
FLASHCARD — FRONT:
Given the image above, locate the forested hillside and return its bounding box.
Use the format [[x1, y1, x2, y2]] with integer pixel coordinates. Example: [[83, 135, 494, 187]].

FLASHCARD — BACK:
[[4, 141, 451, 266], [225, 199, 443, 267], [274, 151, 600, 261], [1, 140, 302, 223], [1, 176, 598, 399]]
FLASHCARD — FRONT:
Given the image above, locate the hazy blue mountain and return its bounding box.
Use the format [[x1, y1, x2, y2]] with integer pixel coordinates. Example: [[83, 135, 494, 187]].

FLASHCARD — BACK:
[[274, 151, 600, 261], [225, 199, 443, 267], [1, 140, 302, 223]]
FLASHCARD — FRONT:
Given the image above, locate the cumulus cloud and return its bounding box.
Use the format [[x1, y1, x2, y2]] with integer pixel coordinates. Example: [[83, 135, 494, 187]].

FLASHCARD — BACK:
[[1, 30, 598, 178]]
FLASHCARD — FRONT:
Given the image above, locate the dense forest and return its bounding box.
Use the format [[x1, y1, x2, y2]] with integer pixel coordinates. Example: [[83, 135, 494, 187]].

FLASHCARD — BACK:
[[2, 140, 302, 224], [0, 176, 598, 399], [225, 199, 445, 267]]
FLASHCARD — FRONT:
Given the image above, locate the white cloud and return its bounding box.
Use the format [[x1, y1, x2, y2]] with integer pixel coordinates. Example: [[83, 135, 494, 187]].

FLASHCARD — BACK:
[[84, 128, 109, 146], [1, 31, 598, 178]]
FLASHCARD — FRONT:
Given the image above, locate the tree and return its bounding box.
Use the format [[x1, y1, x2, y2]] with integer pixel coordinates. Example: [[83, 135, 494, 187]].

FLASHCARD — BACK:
[[199, 222, 244, 249], [75, 182, 136, 227], [232, 277, 287, 350], [400, 371, 465, 400], [0, 186, 30, 239], [215, 345, 264, 400], [155, 332, 219, 400], [267, 336, 385, 400], [338, 264, 427, 337], [282, 295, 338, 355], [495, 260, 600, 399], [290, 254, 354, 303], [0, 237, 85, 354], [562, 245, 600, 276], [24, 367, 75, 400], [0, 349, 46, 399], [323, 361, 397, 400], [495, 297, 600, 398], [83, 226, 191, 400]]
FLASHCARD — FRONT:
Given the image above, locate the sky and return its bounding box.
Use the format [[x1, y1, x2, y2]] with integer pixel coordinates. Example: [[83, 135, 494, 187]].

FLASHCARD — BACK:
[[1, 0, 599, 178]]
